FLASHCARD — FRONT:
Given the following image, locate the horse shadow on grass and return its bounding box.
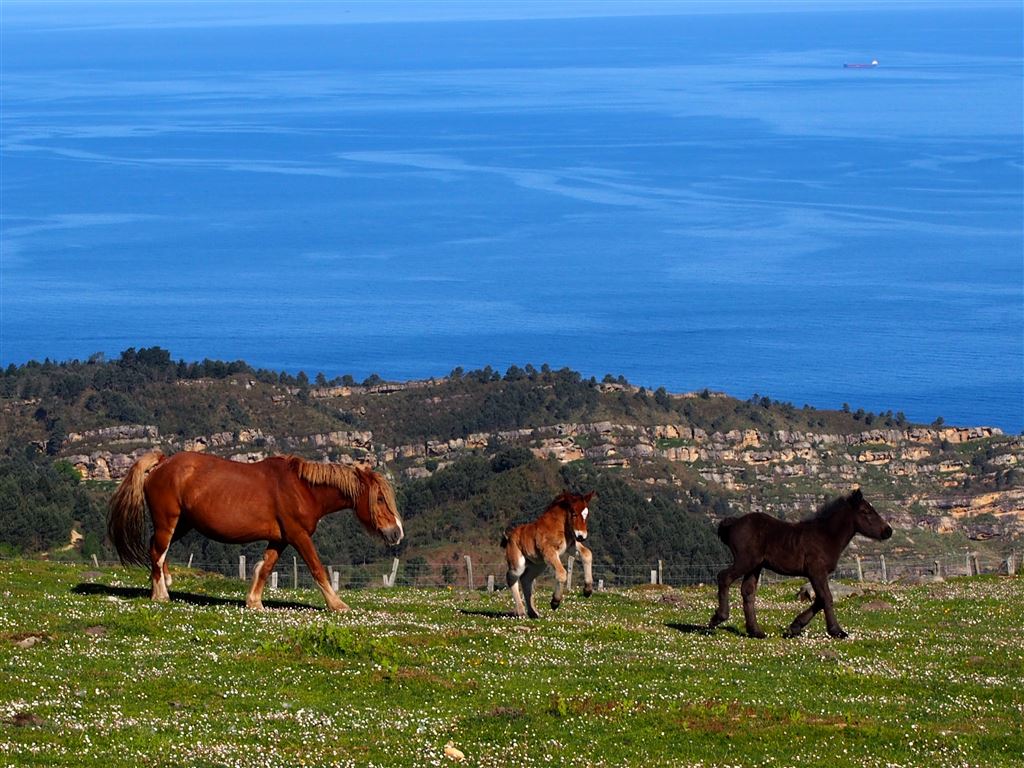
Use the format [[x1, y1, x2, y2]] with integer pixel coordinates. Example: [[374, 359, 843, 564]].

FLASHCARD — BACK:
[[666, 622, 743, 637], [458, 608, 519, 620], [71, 583, 318, 611]]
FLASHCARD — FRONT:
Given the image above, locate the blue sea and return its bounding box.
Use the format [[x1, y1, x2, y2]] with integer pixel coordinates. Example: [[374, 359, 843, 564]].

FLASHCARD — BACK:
[[2, 2, 1022, 431]]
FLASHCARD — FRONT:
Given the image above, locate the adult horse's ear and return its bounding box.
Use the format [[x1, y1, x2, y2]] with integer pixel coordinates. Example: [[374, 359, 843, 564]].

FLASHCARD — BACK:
[[585, 491, 595, 502], [850, 488, 863, 502]]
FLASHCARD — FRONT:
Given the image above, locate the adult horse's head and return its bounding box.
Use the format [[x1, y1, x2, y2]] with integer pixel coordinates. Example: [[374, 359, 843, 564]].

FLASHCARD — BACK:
[[562, 490, 595, 542], [355, 467, 404, 547], [848, 488, 893, 541]]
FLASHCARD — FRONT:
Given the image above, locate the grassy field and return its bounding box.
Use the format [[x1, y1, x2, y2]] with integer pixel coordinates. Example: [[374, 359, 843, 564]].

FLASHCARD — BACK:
[[1, 560, 1021, 767]]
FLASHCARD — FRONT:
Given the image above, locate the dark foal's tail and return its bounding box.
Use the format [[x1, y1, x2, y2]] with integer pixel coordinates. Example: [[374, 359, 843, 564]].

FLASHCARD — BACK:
[[107, 451, 165, 566]]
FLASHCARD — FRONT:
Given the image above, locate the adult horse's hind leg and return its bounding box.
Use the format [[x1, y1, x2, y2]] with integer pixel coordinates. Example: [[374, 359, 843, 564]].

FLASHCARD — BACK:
[[147, 501, 182, 602], [741, 571, 766, 639], [709, 564, 744, 628], [247, 541, 285, 610], [520, 560, 545, 619], [162, 520, 192, 588]]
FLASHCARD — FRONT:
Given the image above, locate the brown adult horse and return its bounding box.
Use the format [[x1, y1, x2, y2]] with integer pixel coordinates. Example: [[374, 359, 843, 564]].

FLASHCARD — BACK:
[[501, 491, 595, 619], [709, 488, 892, 638], [107, 451, 403, 611]]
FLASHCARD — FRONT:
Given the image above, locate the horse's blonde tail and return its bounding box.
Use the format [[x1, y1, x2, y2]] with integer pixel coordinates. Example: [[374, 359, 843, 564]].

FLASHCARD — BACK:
[[107, 451, 165, 566]]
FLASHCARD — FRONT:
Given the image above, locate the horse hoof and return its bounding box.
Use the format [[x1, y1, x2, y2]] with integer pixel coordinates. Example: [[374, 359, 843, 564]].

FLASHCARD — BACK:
[[709, 614, 725, 629], [828, 628, 849, 639], [550, 599, 561, 611], [583, 585, 593, 598], [748, 629, 767, 639]]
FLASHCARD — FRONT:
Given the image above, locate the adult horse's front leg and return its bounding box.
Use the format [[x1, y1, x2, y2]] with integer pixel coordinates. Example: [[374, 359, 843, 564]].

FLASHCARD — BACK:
[[247, 542, 285, 610], [287, 529, 348, 611], [741, 571, 766, 638]]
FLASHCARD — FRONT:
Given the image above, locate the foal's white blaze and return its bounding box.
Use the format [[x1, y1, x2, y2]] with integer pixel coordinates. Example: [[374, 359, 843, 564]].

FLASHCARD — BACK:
[[581, 507, 589, 520]]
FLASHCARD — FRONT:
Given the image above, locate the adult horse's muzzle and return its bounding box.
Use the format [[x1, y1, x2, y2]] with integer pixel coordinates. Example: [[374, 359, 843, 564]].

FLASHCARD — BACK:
[[880, 525, 893, 540], [383, 525, 404, 547]]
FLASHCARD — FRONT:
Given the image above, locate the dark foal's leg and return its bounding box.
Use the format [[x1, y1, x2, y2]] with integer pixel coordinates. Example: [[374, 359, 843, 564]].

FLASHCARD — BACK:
[[741, 571, 766, 639], [709, 564, 744, 628], [785, 572, 847, 638]]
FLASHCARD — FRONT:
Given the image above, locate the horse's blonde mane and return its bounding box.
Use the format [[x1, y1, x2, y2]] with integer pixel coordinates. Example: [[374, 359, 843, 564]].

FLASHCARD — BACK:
[[292, 457, 362, 498], [291, 457, 401, 528]]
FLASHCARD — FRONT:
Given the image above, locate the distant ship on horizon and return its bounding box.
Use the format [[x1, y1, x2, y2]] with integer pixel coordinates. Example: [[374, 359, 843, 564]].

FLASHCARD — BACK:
[[844, 59, 879, 69]]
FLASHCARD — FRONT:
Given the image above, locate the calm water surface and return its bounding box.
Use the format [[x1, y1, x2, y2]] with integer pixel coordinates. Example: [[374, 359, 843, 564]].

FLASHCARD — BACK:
[[2, 3, 1021, 430]]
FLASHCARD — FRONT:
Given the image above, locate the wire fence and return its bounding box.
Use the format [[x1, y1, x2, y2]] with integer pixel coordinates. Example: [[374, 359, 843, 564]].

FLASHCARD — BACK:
[[57, 548, 1022, 595]]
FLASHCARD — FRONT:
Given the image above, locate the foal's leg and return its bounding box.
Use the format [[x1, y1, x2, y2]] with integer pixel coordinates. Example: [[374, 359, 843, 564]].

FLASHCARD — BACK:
[[520, 561, 546, 619], [709, 564, 744, 628], [785, 572, 846, 638], [544, 551, 569, 611], [247, 541, 285, 610], [287, 529, 348, 611], [741, 570, 765, 639], [506, 548, 528, 618], [813, 572, 847, 638], [577, 544, 594, 597]]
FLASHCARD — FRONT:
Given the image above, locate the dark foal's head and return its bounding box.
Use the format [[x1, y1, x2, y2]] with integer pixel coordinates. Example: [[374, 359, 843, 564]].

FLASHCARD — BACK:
[[355, 469, 404, 546], [562, 491, 595, 542], [848, 488, 893, 541]]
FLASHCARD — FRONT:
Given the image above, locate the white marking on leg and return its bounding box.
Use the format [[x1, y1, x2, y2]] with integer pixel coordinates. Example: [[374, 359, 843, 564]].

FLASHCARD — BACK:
[[511, 556, 526, 577]]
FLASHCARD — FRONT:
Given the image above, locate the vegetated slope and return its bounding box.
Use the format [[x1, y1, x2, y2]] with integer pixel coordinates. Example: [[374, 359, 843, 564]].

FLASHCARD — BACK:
[[1, 348, 1021, 570]]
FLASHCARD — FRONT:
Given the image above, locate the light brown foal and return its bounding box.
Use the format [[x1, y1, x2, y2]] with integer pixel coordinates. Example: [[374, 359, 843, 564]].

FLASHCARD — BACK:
[[502, 491, 595, 618]]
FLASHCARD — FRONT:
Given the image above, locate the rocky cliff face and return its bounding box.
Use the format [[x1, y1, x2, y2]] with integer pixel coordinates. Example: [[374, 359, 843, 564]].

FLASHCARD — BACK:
[[62, 415, 1023, 540]]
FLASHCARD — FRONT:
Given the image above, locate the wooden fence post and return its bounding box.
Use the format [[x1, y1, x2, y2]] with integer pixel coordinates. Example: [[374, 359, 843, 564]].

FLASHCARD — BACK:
[[650, 569, 658, 585], [331, 570, 340, 592], [293, 557, 298, 589], [598, 578, 604, 591], [855, 555, 863, 583], [965, 551, 972, 576], [386, 558, 400, 587], [270, 572, 278, 590], [934, 560, 942, 581], [658, 559, 664, 586], [465, 555, 474, 590], [566, 557, 574, 591], [487, 574, 495, 593], [880, 555, 887, 583], [971, 552, 980, 577], [187, 553, 194, 569], [239, 555, 246, 581], [91, 554, 99, 568]]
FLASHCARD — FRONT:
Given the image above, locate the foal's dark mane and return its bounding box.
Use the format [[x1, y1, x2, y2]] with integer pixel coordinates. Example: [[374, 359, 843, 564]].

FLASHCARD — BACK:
[[807, 493, 853, 522]]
